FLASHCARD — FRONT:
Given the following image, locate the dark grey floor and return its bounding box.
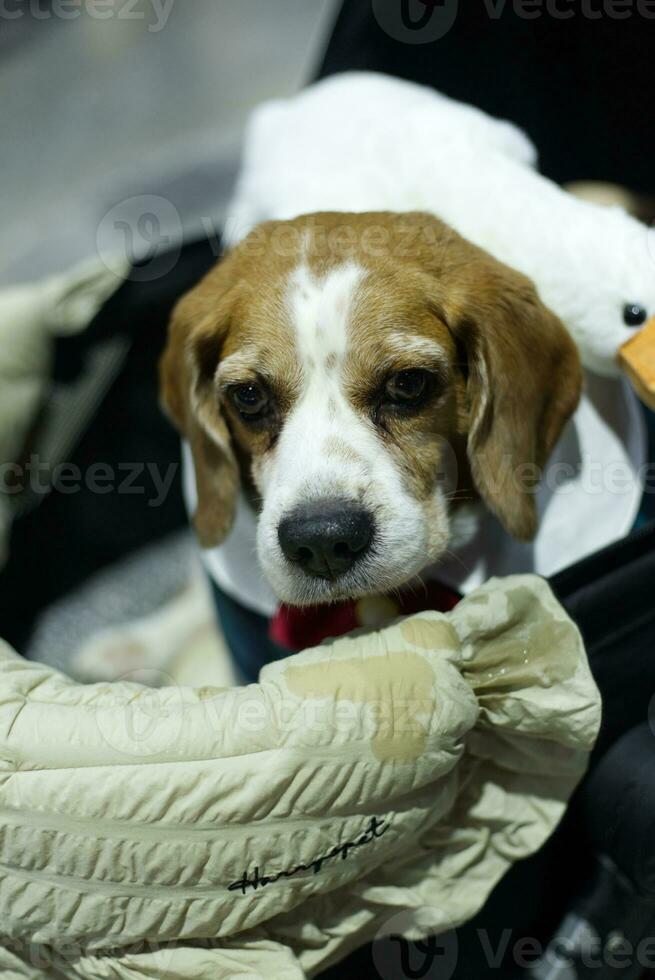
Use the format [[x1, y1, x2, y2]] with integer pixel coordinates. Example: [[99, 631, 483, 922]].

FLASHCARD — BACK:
[[1, 0, 336, 285]]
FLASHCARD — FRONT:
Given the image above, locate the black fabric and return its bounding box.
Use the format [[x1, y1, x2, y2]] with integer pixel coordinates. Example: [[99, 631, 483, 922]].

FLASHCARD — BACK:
[[209, 579, 291, 684], [552, 520, 655, 759], [316, 0, 655, 192], [578, 723, 655, 896]]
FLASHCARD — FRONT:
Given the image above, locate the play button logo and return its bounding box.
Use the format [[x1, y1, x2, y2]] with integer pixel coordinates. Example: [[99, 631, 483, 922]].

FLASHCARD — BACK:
[[372, 908, 459, 979], [372, 0, 459, 43]]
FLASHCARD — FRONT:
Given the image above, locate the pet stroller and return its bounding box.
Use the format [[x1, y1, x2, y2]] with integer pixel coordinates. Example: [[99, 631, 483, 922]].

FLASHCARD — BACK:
[[1, 3, 654, 977]]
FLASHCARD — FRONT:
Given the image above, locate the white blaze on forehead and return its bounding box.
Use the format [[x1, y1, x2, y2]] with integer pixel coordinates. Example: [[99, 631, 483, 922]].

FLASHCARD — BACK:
[[256, 260, 370, 500], [287, 261, 365, 376]]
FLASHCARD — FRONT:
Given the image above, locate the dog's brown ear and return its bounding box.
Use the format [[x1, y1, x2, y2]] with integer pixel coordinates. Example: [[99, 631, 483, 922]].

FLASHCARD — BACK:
[[159, 271, 240, 548], [444, 266, 582, 540]]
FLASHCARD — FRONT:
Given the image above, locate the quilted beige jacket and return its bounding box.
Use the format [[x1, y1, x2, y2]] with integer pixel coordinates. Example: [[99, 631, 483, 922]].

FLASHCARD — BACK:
[[0, 575, 601, 978]]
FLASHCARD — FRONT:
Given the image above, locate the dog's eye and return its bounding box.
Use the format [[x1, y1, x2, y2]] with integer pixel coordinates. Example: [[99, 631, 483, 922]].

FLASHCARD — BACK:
[[230, 383, 270, 420], [384, 369, 429, 405], [623, 304, 648, 327]]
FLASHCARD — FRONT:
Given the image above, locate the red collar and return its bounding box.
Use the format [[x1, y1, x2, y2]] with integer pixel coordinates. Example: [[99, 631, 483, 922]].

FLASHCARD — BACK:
[[269, 580, 461, 651]]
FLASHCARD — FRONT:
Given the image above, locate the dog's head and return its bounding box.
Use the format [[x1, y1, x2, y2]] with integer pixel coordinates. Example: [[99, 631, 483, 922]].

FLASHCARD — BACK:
[[161, 212, 581, 606]]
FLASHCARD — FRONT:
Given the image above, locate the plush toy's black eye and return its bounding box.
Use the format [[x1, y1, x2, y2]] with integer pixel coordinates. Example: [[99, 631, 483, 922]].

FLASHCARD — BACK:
[[384, 369, 429, 406], [230, 383, 270, 420], [623, 304, 648, 327]]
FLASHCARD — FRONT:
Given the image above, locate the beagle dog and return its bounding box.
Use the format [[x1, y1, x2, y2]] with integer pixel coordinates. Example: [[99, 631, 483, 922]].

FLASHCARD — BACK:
[[160, 211, 581, 610]]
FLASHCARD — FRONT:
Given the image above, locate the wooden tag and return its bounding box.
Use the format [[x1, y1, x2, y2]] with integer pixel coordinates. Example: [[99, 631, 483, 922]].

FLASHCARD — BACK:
[[618, 316, 655, 411]]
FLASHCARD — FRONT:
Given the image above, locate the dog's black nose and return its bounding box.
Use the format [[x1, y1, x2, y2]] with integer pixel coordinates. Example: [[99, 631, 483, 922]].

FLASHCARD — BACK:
[[278, 500, 373, 579]]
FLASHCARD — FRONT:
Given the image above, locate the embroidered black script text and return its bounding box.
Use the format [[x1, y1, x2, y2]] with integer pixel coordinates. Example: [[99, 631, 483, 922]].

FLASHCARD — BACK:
[[227, 815, 389, 895]]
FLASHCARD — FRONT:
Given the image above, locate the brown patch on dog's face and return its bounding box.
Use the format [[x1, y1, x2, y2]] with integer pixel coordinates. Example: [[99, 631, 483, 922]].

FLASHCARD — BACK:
[[160, 212, 581, 604], [342, 272, 469, 507]]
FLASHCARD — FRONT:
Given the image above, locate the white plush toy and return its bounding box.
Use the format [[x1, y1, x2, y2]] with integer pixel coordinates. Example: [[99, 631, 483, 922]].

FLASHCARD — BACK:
[[187, 70, 650, 611], [226, 71, 655, 388]]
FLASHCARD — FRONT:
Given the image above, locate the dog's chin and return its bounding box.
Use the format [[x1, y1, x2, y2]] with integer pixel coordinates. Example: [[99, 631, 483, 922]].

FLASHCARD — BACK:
[[261, 554, 437, 609]]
